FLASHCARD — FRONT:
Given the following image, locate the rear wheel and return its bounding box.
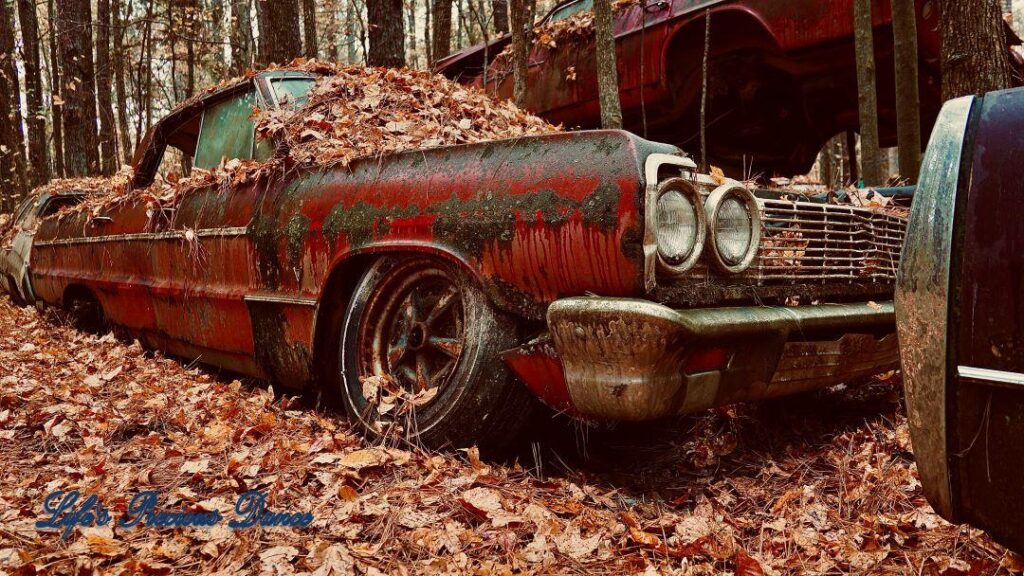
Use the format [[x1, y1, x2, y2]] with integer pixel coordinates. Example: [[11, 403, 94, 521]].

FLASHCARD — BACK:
[[333, 257, 534, 450], [66, 290, 105, 333]]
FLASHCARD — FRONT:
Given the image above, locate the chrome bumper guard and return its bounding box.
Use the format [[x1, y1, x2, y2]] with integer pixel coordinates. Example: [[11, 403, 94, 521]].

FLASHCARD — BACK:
[[547, 297, 899, 421]]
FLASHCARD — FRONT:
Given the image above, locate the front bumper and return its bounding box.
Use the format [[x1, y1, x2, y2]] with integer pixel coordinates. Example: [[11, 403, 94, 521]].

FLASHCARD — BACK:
[[531, 297, 898, 420]]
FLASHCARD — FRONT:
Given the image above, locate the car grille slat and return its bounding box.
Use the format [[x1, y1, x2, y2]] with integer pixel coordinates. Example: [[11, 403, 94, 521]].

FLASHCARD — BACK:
[[750, 198, 907, 285]]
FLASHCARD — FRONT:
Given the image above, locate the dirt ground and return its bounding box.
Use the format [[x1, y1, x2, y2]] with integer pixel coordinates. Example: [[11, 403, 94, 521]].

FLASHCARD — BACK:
[[0, 296, 1019, 575]]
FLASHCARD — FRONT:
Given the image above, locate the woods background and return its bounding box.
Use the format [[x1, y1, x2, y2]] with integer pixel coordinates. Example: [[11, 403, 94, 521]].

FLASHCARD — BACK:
[[0, 0, 1021, 212]]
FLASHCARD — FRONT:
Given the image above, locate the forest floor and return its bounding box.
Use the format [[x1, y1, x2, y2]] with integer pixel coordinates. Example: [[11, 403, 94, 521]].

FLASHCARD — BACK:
[[0, 295, 1020, 575]]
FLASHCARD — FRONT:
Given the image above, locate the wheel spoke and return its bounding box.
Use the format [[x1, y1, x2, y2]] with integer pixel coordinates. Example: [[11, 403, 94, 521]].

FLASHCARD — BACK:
[[429, 336, 463, 358], [431, 358, 457, 387], [401, 292, 419, 325], [424, 285, 459, 327], [387, 335, 408, 367], [414, 353, 431, 391]]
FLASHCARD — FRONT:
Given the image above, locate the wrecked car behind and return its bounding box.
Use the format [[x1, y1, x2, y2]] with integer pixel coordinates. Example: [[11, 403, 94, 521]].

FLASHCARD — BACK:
[[28, 66, 904, 448]]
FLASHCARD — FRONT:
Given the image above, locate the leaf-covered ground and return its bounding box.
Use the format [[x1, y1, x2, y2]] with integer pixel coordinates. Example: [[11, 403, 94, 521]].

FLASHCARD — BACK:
[[0, 296, 1019, 575]]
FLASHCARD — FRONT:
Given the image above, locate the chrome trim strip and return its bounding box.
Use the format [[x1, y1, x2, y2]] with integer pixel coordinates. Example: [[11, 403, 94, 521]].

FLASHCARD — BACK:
[[36, 226, 249, 246], [894, 95, 975, 519], [243, 293, 318, 306], [957, 365, 1024, 388]]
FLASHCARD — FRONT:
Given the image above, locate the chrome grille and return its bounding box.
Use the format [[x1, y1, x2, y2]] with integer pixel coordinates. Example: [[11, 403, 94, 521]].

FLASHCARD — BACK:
[[750, 199, 906, 284]]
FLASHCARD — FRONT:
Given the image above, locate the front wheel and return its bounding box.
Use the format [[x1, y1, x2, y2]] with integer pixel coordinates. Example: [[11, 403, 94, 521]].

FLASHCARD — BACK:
[[334, 257, 535, 450]]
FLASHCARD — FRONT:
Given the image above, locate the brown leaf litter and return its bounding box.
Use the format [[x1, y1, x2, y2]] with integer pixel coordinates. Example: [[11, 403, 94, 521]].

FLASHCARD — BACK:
[[0, 296, 1020, 574]]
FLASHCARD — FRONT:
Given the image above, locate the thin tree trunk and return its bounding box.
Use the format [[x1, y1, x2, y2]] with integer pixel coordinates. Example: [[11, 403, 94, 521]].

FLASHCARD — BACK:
[[940, 0, 1013, 100], [302, 0, 318, 58], [0, 0, 28, 203], [135, 0, 155, 149], [231, 0, 253, 74], [509, 0, 531, 107], [368, 0, 405, 67], [853, 0, 882, 186], [431, 0, 451, 63], [344, 0, 358, 64], [185, 0, 195, 97], [96, 0, 117, 174], [112, 0, 131, 163], [17, 0, 49, 186], [57, 0, 100, 176], [593, 0, 622, 129], [492, 0, 507, 34], [845, 130, 859, 186], [46, 0, 64, 177], [423, 0, 431, 63], [892, 0, 921, 182], [406, 0, 418, 68]]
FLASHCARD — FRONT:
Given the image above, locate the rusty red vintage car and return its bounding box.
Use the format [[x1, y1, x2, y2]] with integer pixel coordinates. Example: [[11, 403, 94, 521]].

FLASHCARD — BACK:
[[897, 88, 1024, 553], [436, 0, 1015, 176], [29, 70, 904, 449]]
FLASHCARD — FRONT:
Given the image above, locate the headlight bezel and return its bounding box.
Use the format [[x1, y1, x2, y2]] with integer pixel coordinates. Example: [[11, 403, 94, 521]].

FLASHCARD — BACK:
[[705, 183, 761, 274], [654, 178, 706, 276]]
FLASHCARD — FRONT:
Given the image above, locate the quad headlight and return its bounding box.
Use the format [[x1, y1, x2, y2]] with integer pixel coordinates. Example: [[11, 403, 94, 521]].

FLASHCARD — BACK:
[[704, 183, 760, 273], [654, 178, 705, 275]]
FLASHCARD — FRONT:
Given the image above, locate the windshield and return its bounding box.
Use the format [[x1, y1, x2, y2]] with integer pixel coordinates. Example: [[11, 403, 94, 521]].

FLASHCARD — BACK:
[[271, 78, 317, 109]]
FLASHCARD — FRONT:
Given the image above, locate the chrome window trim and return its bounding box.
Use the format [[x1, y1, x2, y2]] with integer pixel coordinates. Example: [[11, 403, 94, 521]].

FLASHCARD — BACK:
[[35, 226, 249, 247], [895, 95, 975, 520]]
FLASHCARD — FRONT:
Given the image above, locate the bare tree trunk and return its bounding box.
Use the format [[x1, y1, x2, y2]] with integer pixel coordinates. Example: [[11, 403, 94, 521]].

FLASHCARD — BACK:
[[57, 0, 100, 176], [46, 0, 64, 177], [368, 0, 405, 67], [940, 0, 1013, 99], [0, 0, 27, 203], [593, 0, 622, 129], [112, 0, 131, 163], [431, 0, 451, 63], [423, 0, 431, 63], [853, 0, 882, 186], [845, 130, 859, 186], [406, 0, 418, 68], [892, 0, 921, 182], [231, 0, 253, 74], [344, 0, 359, 64], [96, 0, 117, 174], [135, 0, 155, 150], [820, 136, 839, 190], [302, 0, 318, 58], [492, 0, 507, 34], [17, 0, 49, 186], [257, 0, 302, 65], [509, 0, 531, 107]]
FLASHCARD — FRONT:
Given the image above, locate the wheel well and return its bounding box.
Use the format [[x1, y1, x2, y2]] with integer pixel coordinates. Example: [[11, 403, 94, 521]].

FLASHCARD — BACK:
[[663, 10, 779, 85], [63, 284, 99, 309]]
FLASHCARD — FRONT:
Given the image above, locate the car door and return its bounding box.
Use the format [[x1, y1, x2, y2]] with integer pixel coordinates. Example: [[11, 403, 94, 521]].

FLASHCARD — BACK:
[[149, 81, 269, 377], [898, 89, 1024, 554]]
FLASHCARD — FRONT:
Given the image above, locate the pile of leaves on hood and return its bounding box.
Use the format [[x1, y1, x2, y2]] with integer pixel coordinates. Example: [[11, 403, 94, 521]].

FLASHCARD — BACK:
[[34, 61, 558, 225], [1, 296, 1020, 575]]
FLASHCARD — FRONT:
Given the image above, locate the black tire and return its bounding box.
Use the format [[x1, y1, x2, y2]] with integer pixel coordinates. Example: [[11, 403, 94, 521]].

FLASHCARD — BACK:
[[67, 291, 106, 333], [330, 256, 535, 451]]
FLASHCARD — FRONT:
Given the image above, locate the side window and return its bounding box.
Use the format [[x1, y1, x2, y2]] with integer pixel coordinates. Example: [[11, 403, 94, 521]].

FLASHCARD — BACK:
[[193, 89, 259, 169], [40, 195, 84, 218]]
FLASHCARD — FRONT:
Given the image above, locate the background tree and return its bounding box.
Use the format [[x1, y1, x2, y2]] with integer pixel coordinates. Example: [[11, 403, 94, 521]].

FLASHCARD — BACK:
[[112, 0, 132, 163], [592, 0, 621, 129], [231, 0, 255, 74], [853, 0, 882, 186], [258, 0, 302, 65], [368, 0, 405, 66], [431, 0, 452, 63], [303, 0, 319, 58], [940, 0, 1014, 99], [892, 0, 921, 182], [46, 0, 64, 177], [16, 0, 49, 186], [57, 0, 100, 177], [0, 0, 27, 206], [96, 0, 118, 174], [509, 0, 532, 107], [491, 0, 508, 34]]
